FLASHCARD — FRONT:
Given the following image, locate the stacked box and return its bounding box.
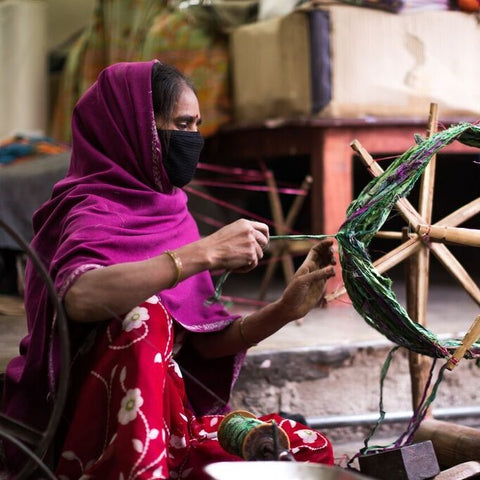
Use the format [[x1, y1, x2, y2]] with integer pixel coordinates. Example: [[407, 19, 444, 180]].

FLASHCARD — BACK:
[[230, 6, 480, 122]]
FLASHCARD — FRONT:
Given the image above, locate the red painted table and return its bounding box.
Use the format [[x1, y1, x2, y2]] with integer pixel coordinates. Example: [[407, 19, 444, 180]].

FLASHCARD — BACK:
[[205, 116, 479, 235]]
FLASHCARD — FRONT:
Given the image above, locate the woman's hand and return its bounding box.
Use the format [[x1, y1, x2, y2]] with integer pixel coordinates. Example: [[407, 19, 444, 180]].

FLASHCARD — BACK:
[[277, 239, 336, 321], [195, 219, 269, 272], [190, 238, 336, 359]]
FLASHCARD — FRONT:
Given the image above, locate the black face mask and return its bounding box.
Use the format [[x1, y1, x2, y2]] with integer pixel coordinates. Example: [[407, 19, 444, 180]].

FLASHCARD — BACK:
[[158, 130, 204, 188]]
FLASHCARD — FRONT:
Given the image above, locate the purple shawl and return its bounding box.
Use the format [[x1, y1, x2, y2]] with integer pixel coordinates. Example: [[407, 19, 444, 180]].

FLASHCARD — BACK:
[[3, 61, 241, 431]]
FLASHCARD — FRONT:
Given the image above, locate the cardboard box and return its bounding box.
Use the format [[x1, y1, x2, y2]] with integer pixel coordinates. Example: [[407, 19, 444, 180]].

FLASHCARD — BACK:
[[230, 6, 480, 122], [0, 0, 47, 139], [230, 12, 313, 122]]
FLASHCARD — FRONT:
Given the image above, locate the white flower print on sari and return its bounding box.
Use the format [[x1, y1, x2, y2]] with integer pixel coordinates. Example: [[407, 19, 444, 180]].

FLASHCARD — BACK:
[[56, 299, 173, 479], [122, 306, 149, 332], [118, 388, 144, 425]]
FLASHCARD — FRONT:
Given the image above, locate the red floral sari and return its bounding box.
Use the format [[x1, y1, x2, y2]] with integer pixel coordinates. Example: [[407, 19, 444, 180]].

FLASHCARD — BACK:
[[55, 297, 333, 479]]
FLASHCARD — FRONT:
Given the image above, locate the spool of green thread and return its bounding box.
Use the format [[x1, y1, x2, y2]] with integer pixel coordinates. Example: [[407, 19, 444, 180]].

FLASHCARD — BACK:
[[219, 412, 263, 455], [218, 410, 290, 460]]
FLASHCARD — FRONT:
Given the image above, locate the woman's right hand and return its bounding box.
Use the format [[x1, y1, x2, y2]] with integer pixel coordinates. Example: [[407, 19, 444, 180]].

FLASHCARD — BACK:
[[196, 219, 269, 272]]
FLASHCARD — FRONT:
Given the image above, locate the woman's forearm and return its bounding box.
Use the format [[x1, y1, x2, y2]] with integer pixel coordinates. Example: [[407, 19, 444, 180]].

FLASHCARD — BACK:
[[64, 219, 269, 323], [190, 299, 294, 359], [65, 242, 212, 323], [65, 255, 176, 322]]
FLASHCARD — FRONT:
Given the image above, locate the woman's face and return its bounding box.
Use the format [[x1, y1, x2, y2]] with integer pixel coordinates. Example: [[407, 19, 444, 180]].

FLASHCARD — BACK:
[[160, 85, 202, 132]]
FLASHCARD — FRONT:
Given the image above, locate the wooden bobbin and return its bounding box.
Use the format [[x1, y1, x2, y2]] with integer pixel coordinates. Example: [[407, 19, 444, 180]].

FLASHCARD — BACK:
[[218, 410, 290, 461], [218, 410, 257, 456], [241, 419, 291, 461]]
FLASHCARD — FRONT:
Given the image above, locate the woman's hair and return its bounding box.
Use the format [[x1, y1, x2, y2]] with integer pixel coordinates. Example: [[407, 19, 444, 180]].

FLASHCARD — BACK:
[[151, 61, 195, 126]]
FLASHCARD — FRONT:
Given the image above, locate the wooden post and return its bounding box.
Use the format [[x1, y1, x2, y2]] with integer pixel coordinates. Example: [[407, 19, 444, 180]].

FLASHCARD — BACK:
[[407, 102, 438, 412], [414, 419, 480, 469], [404, 227, 434, 414], [258, 173, 312, 301], [262, 168, 295, 288]]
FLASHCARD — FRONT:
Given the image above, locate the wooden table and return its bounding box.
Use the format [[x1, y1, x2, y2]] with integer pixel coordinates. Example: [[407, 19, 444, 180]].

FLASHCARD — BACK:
[[204, 116, 479, 236]]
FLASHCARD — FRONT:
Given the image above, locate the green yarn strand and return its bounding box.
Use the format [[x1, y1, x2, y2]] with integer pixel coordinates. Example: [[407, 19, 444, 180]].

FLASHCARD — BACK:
[[339, 122, 480, 360]]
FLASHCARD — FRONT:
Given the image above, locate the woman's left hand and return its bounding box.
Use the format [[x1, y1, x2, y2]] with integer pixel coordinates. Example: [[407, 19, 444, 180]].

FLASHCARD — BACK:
[[277, 239, 336, 321], [191, 238, 336, 359]]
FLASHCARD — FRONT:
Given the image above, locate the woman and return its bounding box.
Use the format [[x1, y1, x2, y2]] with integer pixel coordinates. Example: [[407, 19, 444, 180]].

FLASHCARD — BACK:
[[2, 60, 336, 478]]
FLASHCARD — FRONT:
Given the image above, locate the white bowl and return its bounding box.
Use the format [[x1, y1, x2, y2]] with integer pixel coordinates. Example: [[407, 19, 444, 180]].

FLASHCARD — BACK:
[[204, 461, 374, 480]]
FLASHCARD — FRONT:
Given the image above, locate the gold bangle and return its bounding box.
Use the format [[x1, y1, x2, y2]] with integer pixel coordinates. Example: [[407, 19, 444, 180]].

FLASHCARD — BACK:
[[239, 316, 258, 348], [164, 250, 183, 288]]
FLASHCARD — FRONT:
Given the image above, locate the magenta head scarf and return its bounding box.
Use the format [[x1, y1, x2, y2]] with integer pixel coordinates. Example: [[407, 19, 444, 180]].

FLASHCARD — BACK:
[[3, 61, 241, 434], [40, 60, 235, 330]]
